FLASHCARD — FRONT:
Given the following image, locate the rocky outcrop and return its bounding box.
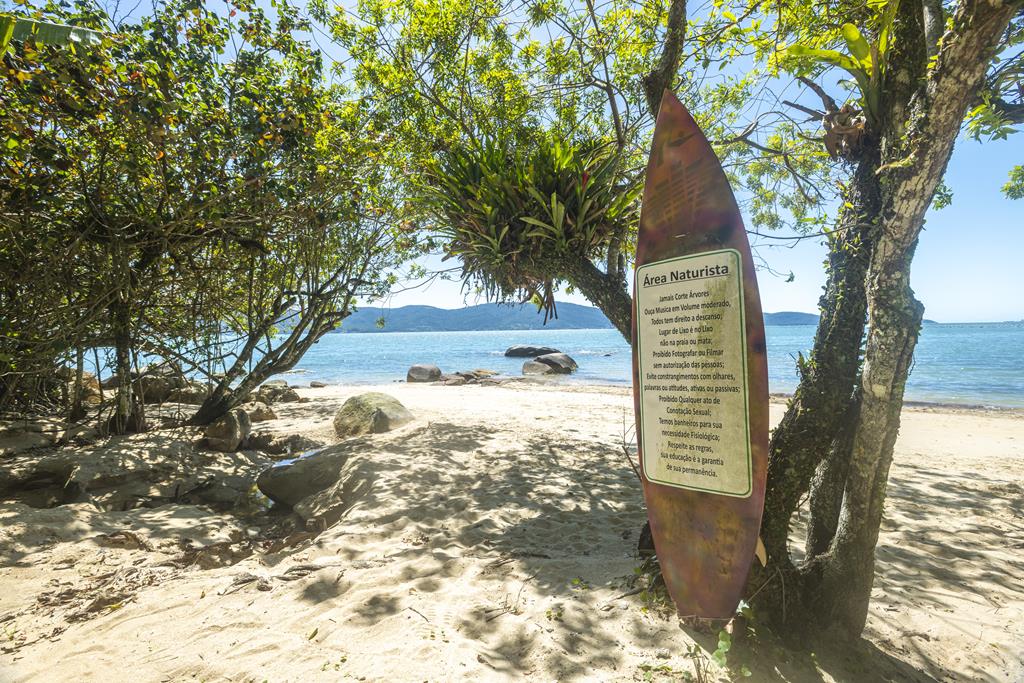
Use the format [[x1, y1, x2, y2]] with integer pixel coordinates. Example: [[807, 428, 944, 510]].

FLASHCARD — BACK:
[[294, 454, 375, 526], [333, 393, 413, 438], [406, 364, 442, 383], [435, 369, 502, 386], [120, 362, 189, 404], [309, 381, 327, 388], [0, 418, 96, 457], [244, 402, 277, 423], [533, 352, 577, 374], [248, 432, 325, 458], [166, 382, 212, 405], [256, 447, 350, 506], [0, 430, 268, 511], [255, 444, 375, 525], [504, 345, 560, 358], [204, 409, 251, 452], [255, 384, 301, 404], [522, 360, 554, 375]]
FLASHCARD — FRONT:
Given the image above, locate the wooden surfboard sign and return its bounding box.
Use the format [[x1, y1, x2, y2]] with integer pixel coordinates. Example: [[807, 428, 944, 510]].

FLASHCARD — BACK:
[[631, 90, 769, 620]]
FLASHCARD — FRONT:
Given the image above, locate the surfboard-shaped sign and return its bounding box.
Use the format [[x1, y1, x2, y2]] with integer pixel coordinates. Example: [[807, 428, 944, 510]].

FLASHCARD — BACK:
[[632, 91, 769, 619]]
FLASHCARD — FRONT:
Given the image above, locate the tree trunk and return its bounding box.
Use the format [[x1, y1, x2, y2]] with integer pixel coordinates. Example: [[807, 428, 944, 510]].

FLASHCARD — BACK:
[[108, 295, 144, 434], [804, 394, 859, 557], [564, 256, 634, 342], [68, 346, 86, 422], [754, 149, 879, 568], [793, 0, 1017, 638]]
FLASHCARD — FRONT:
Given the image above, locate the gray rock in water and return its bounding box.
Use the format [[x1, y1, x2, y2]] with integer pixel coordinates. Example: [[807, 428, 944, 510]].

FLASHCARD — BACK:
[[504, 345, 560, 358], [204, 409, 251, 452], [333, 392, 413, 437], [522, 360, 554, 375], [263, 379, 288, 388], [256, 446, 351, 506], [310, 381, 327, 388], [244, 401, 277, 422], [406, 364, 442, 383], [534, 352, 578, 374]]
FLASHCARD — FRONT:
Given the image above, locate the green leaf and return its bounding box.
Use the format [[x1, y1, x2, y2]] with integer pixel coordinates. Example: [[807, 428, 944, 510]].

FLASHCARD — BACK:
[[840, 23, 870, 65], [0, 15, 16, 52], [786, 45, 860, 74], [877, 0, 901, 57], [4, 14, 103, 47]]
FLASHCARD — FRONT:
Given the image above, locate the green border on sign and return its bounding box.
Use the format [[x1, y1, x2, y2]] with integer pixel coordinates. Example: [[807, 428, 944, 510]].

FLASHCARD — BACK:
[[635, 248, 752, 498]]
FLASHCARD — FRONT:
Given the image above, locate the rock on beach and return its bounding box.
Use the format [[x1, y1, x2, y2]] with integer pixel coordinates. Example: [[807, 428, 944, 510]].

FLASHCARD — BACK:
[[333, 392, 414, 438]]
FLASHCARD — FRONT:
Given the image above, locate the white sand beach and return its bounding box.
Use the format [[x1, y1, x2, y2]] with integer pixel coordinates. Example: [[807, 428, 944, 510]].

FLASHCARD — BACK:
[[2, 382, 1022, 682]]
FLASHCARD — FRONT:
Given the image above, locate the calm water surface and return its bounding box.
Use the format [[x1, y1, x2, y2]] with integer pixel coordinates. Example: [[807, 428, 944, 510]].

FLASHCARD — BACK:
[[283, 323, 1024, 408]]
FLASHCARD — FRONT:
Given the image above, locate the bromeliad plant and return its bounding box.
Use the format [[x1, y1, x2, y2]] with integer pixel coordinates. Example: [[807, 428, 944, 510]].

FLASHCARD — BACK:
[[422, 134, 641, 320], [782, 0, 901, 158]]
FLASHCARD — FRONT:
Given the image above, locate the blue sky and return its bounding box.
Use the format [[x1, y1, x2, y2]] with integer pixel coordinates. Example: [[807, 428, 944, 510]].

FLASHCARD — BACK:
[[385, 131, 1022, 323]]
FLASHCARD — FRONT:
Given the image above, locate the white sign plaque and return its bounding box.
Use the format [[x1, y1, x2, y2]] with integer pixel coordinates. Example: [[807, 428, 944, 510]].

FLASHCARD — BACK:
[[635, 249, 752, 497]]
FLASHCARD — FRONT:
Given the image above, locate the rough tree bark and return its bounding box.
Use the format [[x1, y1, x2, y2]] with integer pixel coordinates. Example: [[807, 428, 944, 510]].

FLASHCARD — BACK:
[[752, 0, 1019, 639], [819, 0, 1019, 636]]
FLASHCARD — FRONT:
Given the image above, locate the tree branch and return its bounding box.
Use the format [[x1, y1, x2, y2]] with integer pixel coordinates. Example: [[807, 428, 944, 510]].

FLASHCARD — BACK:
[[642, 0, 687, 117]]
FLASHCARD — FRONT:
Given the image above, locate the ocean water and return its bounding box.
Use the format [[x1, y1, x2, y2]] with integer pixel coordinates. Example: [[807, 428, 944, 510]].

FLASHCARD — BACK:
[[282, 322, 1024, 408]]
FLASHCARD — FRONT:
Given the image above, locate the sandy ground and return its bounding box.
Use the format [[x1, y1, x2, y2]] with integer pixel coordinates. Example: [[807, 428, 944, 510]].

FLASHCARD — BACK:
[[1, 381, 1022, 682]]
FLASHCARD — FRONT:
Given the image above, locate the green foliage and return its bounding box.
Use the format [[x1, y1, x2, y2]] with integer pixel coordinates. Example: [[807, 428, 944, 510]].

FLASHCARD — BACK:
[[0, 0, 405, 416], [781, 1, 901, 124], [1004, 165, 1024, 200], [966, 95, 1021, 141], [0, 12, 102, 51], [421, 133, 640, 309], [931, 180, 953, 209]]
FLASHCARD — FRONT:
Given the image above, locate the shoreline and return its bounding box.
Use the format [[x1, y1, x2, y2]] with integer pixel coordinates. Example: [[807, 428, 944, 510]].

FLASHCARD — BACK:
[[292, 375, 1024, 414]]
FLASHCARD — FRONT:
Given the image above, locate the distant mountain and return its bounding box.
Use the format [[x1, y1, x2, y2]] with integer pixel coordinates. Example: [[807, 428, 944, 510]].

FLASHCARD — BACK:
[[763, 311, 819, 326], [334, 302, 614, 333], [334, 303, 829, 333]]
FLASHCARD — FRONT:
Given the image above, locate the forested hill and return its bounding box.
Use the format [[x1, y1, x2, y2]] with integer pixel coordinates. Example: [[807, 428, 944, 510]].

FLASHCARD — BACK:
[[334, 304, 822, 333], [763, 311, 820, 326], [335, 303, 615, 333]]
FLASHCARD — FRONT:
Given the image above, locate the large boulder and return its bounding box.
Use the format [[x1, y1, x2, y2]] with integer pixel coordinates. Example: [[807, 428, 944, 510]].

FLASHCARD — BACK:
[[294, 454, 375, 525], [255, 385, 301, 404], [243, 401, 277, 423], [333, 392, 413, 438], [166, 382, 212, 405], [58, 370, 103, 406], [407, 364, 442, 383], [248, 432, 325, 458], [132, 362, 187, 404], [256, 446, 350, 506], [522, 360, 554, 375], [504, 345, 560, 358], [204, 409, 251, 452], [82, 372, 101, 393], [534, 352, 577, 374]]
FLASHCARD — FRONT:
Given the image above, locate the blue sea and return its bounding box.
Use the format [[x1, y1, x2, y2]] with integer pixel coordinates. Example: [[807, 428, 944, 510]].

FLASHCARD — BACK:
[[281, 322, 1024, 409]]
